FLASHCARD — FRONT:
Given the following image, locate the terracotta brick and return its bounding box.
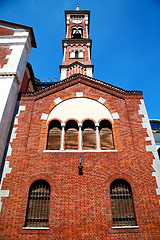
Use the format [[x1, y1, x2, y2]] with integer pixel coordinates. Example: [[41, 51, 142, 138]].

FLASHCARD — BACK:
[[0, 77, 160, 239]]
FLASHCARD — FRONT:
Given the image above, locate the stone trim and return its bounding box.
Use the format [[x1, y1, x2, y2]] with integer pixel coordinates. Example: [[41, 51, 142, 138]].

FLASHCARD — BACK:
[[41, 113, 48, 120], [139, 99, 160, 203], [98, 97, 106, 104], [43, 149, 118, 153], [112, 112, 120, 119], [76, 92, 83, 97], [0, 105, 26, 212], [0, 161, 12, 212], [54, 97, 62, 104]]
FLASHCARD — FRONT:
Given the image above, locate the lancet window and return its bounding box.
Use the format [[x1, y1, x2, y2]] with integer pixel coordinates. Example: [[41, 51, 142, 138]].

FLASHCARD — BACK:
[[65, 120, 78, 150], [82, 120, 96, 150], [99, 120, 114, 150], [110, 179, 137, 227], [47, 120, 61, 150], [25, 180, 50, 228]]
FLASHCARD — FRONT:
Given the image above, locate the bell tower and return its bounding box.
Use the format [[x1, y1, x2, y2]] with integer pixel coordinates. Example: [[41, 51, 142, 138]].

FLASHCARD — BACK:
[[60, 5, 94, 80]]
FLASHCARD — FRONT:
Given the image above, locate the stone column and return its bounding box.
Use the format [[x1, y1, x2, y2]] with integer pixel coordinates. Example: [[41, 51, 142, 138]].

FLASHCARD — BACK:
[[78, 123, 82, 150], [61, 123, 66, 150], [95, 123, 100, 150]]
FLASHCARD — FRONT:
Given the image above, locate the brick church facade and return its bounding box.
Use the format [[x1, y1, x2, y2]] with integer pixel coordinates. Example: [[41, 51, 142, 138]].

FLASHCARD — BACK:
[[0, 6, 160, 240]]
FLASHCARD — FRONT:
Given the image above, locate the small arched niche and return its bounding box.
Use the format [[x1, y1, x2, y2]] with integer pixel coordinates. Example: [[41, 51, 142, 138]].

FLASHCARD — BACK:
[[65, 120, 78, 150], [47, 120, 61, 150], [99, 120, 114, 150], [82, 120, 96, 150]]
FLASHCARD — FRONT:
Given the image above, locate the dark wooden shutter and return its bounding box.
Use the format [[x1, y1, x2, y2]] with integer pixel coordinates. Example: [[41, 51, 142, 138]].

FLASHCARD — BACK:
[[100, 127, 114, 150], [82, 127, 96, 150], [110, 179, 136, 226], [47, 121, 61, 150], [65, 128, 78, 150], [25, 180, 50, 227]]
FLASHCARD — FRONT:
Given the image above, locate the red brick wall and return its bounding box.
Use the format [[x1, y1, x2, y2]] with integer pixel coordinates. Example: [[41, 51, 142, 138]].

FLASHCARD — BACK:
[[0, 45, 12, 68], [0, 78, 160, 240], [20, 70, 29, 93], [0, 26, 14, 36]]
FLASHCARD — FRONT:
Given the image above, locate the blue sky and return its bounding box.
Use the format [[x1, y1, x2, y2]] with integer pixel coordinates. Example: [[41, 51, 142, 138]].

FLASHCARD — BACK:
[[0, 0, 160, 119]]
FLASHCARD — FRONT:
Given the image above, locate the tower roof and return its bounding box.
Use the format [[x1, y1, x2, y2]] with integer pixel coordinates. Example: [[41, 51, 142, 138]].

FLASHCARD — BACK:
[[76, 4, 80, 11]]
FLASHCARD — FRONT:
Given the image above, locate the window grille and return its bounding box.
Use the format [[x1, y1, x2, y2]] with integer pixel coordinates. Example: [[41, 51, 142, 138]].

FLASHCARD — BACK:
[[110, 179, 136, 226], [25, 180, 50, 227]]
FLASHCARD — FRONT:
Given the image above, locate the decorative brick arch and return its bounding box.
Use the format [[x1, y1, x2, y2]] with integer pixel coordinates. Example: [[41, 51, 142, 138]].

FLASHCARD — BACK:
[[39, 94, 120, 152]]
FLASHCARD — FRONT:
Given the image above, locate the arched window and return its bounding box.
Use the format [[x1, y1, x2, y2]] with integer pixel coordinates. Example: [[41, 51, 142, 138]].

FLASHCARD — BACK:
[[71, 27, 83, 39], [65, 120, 78, 150], [47, 120, 61, 150], [82, 120, 96, 150], [110, 179, 137, 227], [25, 180, 50, 227], [99, 120, 114, 150]]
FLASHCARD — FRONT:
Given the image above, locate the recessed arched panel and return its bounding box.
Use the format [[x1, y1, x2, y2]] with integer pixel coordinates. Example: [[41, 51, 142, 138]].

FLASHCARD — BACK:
[[47, 98, 113, 124], [82, 120, 96, 150], [47, 120, 61, 150], [99, 120, 114, 150], [65, 120, 78, 150]]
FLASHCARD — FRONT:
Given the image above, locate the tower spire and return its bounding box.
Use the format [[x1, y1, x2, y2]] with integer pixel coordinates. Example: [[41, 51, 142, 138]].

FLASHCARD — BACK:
[[76, 3, 80, 11]]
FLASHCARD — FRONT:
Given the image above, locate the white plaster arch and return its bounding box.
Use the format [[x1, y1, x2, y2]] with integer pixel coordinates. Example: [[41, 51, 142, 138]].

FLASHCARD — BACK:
[[47, 97, 113, 124]]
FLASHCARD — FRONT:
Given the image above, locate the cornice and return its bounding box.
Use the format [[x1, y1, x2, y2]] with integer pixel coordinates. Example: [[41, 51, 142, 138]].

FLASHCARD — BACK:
[[0, 20, 36, 48], [59, 61, 94, 69], [20, 74, 143, 101]]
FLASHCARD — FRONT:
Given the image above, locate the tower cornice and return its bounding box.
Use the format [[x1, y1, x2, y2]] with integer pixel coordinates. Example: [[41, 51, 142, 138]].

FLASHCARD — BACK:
[[65, 10, 90, 35]]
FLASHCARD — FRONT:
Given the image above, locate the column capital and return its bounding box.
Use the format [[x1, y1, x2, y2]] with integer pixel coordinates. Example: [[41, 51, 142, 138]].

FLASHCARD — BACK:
[[61, 123, 66, 127], [95, 122, 99, 127], [78, 123, 82, 127]]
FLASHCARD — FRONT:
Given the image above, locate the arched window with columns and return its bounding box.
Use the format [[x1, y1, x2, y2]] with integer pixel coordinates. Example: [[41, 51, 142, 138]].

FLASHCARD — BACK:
[[47, 120, 61, 150], [99, 120, 114, 150], [65, 120, 78, 150], [110, 179, 137, 227], [82, 120, 96, 150]]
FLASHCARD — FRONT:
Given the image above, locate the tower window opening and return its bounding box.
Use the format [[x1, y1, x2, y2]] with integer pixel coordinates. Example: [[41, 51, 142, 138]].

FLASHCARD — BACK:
[[82, 120, 96, 150], [25, 180, 50, 228], [75, 50, 79, 58], [99, 120, 114, 150], [71, 27, 83, 39], [110, 179, 137, 227], [65, 120, 78, 150]]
